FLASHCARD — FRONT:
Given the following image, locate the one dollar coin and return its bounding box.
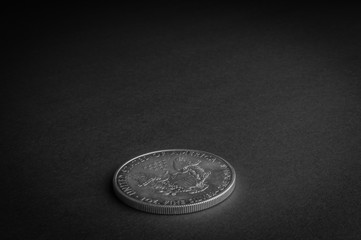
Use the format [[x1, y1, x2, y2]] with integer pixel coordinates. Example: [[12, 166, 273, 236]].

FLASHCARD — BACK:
[[113, 149, 236, 214]]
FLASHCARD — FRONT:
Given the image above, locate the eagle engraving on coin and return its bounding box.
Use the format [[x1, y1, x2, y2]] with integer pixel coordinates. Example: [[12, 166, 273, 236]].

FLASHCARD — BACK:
[[113, 149, 236, 214], [132, 156, 211, 196]]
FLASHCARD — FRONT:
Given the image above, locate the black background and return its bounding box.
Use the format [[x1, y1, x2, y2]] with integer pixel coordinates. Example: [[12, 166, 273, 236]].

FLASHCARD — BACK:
[[3, 4, 361, 239]]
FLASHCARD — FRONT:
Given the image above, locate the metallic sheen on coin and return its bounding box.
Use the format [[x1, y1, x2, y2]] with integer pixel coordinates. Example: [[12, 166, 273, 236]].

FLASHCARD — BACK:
[[113, 149, 236, 214]]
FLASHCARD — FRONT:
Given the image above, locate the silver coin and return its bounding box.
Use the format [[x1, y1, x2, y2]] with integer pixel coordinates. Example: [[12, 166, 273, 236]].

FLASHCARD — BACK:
[[113, 149, 236, 214]]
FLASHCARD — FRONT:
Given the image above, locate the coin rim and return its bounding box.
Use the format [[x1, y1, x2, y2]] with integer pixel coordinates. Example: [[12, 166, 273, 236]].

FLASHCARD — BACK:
[[113, 149, 236, 214]]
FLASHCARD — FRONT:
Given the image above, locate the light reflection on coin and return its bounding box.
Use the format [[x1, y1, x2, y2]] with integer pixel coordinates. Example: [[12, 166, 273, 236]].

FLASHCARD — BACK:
[[113, 149, 236, 214]]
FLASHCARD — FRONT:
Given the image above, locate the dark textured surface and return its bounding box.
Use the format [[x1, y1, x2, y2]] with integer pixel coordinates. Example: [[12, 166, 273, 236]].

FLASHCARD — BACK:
[[3, 5, 361, 239]]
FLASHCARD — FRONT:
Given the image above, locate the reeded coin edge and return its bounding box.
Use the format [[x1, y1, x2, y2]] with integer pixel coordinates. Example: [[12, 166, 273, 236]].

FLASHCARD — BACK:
[[113, 149, 236, 215]]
